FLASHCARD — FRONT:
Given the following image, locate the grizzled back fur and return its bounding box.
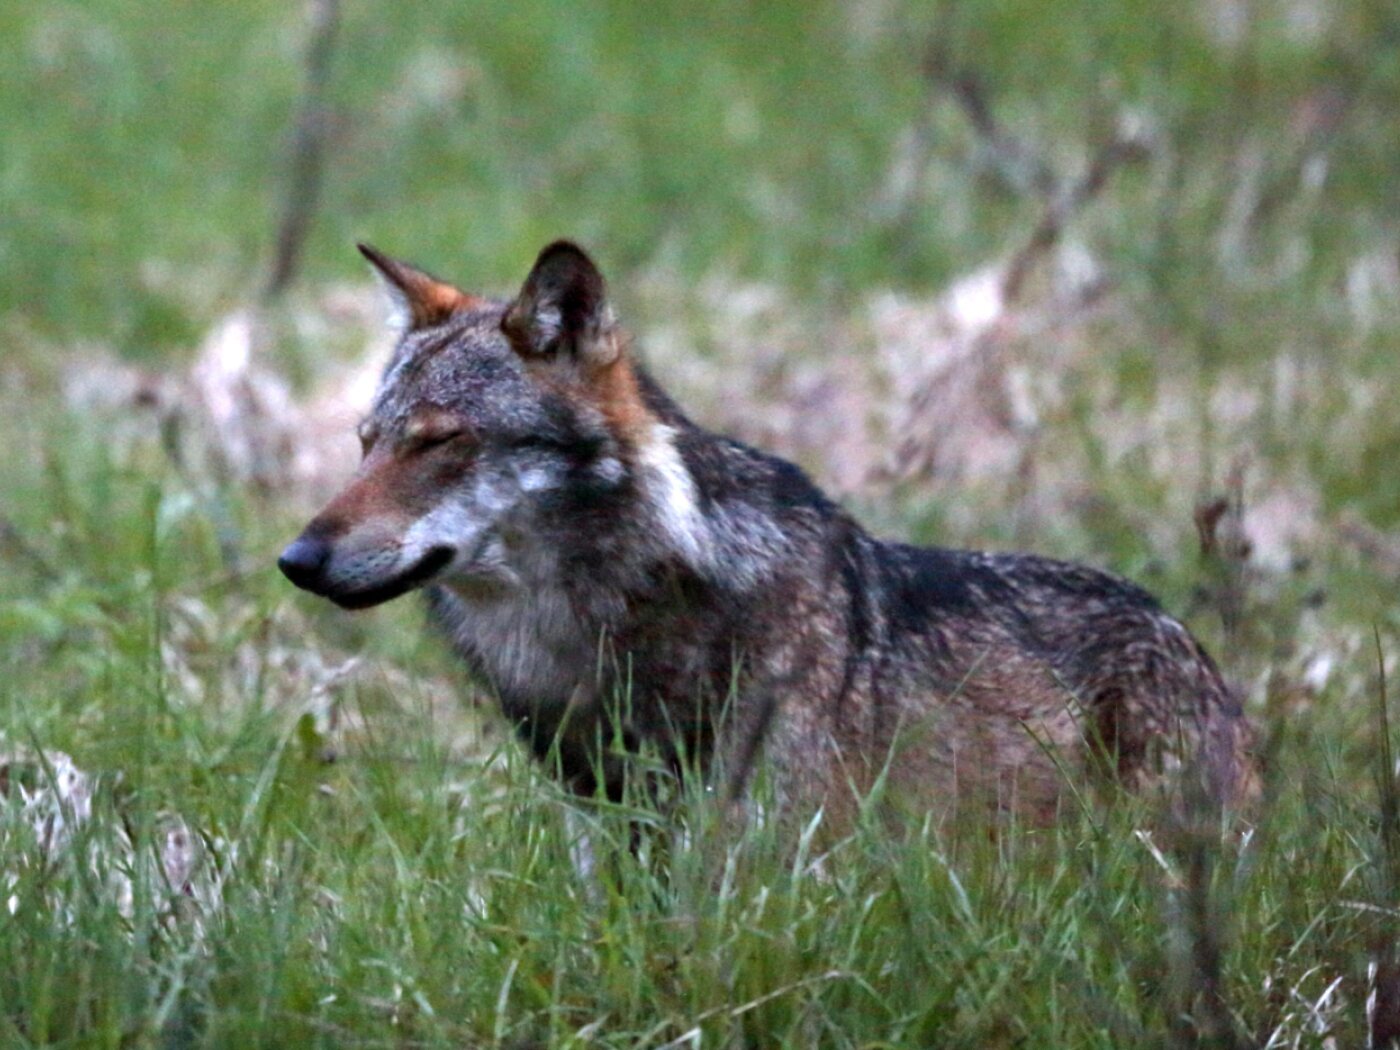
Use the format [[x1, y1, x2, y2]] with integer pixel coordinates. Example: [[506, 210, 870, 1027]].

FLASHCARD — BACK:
[[279, 241, 1257, 826]]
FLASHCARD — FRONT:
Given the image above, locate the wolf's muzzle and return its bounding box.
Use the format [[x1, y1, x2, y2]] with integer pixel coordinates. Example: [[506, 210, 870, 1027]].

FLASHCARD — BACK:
[[278, 534, 455, 610], [278, 535, 331, 591], [324, 546, 455, 610]]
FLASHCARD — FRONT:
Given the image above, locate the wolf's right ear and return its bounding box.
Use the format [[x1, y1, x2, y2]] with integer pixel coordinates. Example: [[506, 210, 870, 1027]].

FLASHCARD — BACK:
[[358, 243, 483, 331], [501, 241, 621, 370]]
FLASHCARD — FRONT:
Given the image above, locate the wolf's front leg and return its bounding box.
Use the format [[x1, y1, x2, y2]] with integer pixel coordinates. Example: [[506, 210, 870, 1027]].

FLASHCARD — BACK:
[[711, 677, 858, 844]]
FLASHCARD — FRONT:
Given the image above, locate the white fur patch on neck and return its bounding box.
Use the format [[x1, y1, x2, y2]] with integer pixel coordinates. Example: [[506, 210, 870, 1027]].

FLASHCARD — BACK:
[[636, 422, 711, 568]]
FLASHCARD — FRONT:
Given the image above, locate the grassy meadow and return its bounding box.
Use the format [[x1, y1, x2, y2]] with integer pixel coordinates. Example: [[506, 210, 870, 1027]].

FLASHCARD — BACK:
[[3, 1, 1400, 1045]]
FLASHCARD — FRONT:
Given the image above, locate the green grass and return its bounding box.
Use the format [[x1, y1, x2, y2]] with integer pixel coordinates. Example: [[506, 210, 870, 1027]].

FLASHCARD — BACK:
[[0, 451, 1392, 1047], [1, 338, 1396, 1048], [4, 0, 1400, 1045], [5, 1, 1399, 362]]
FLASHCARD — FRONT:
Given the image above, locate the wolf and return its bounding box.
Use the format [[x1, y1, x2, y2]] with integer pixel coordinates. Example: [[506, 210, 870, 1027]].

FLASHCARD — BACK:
[[278, 240, 1256, 826]]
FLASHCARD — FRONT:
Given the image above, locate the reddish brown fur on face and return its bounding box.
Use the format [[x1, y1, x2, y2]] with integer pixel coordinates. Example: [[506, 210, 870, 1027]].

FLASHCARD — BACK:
[[301, 447, 424, 543], [591, 352, 657, 446], [520, 339, 656, 449]]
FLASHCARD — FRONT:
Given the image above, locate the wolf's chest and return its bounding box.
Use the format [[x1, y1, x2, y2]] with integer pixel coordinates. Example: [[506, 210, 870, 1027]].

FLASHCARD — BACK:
[[427, 582, 596, 710]]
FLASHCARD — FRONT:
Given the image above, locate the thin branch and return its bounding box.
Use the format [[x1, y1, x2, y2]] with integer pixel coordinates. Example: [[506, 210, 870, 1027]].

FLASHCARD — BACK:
[[920, 38, 1059, 200], [264, 0, 342, 302], [1002, 124, 1150, 304], [900, 34, 1148, 303]]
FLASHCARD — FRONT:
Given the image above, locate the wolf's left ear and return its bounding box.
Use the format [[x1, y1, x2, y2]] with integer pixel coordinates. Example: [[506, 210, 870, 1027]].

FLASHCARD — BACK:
[[358, 243, 483, 331], [502, 241, 621, 370]]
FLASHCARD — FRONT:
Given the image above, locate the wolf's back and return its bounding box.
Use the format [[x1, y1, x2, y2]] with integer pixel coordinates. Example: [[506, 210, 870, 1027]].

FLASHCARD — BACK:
[[825, 539, 1256, 816]]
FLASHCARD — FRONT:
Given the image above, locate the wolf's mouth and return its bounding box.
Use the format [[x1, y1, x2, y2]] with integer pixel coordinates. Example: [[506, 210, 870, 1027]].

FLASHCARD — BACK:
[[330, 546, 456, 611]]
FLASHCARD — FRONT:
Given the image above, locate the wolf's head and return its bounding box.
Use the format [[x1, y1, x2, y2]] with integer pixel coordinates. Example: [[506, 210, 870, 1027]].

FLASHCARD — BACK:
[[278, 241, 675, 610]]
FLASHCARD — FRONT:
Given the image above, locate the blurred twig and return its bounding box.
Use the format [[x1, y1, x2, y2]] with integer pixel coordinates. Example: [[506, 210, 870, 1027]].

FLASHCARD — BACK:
[[265, 0, 342, 301], [920, 38, 1058, 200], [880, 28, 1149, 307], [1370, 631, 1400, 1049], [1339, 512, 1400, 580], [872, 27, 1056, 230], [0, 516, 59, 582], [1194, 462, 1252, 660], [1001, 124, 1148, 304], [1158, 739, 1251, 1050], [1172, 824, 1250, 1050]]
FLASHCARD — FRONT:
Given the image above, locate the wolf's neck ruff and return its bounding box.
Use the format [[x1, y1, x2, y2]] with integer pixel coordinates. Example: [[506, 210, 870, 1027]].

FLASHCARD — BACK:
[[634, 421, 711, 572], [278, 240, 1258, 818]]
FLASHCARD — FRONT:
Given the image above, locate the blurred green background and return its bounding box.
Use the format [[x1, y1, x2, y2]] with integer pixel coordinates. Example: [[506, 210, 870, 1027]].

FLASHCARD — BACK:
[[6, 0, 1397, 363], [5, 3, 1400, 1045]]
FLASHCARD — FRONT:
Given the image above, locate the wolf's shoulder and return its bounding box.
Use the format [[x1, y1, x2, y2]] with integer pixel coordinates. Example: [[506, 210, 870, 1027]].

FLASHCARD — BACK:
[[671, 424, 839, 522]]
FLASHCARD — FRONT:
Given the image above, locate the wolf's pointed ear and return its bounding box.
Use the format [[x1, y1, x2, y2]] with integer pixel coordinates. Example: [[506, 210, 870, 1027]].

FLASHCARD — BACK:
[[501, 241, 621, 370], [358, 243, 483, 331]]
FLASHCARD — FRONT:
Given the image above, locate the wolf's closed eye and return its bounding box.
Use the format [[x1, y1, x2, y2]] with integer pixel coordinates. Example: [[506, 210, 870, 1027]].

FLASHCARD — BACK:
[[402, 411, 472, 454], [405, 429, 465, 453]]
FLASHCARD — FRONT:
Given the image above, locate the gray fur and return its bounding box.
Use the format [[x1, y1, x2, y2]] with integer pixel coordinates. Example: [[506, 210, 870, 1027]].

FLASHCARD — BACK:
[[280, 242, 1257, 825]]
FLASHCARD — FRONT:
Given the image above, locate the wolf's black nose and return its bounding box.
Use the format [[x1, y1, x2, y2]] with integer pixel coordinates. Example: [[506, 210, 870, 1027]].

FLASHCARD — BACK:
[[278, 536, 330, 590]]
